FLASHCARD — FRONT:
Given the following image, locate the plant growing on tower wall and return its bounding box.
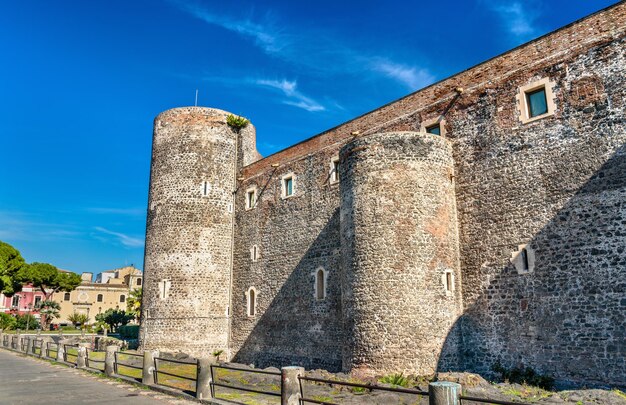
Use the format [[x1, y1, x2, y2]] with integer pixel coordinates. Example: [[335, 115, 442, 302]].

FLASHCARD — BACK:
[[226, 114, 249, 131]]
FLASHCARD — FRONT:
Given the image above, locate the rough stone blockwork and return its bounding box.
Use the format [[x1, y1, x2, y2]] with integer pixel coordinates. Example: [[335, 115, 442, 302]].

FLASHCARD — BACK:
[[141, 3, 626, 386]]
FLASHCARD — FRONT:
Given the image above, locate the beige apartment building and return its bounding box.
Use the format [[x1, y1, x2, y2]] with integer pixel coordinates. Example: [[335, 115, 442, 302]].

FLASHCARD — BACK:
[[52, 266, 142, 325]]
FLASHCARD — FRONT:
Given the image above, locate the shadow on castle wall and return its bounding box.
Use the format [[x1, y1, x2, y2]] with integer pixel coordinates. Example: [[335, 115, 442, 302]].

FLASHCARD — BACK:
[[230, 140, 625, 386], [233, 208, 344, 372], [438, 141, 626, 387]]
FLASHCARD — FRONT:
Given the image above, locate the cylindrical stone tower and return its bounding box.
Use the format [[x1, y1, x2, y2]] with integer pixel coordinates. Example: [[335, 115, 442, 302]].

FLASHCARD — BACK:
[[340, 131, 462, 376], [139, 107, 255, 358]]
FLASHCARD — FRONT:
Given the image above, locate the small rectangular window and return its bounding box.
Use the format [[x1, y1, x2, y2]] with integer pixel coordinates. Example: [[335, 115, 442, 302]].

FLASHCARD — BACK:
[[426, 124, 441, 135], [330, 157, 340, 184], [246, 189, 256, 209], [284, 177, 293, 196], [446, 272, 453, 292], [34, 296, 41, 306], [526, 88, 548, 118], [202, 181, 210, 196]]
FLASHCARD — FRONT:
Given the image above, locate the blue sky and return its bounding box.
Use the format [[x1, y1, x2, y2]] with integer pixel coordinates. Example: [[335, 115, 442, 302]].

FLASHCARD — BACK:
[[0, 0, 617, 275]]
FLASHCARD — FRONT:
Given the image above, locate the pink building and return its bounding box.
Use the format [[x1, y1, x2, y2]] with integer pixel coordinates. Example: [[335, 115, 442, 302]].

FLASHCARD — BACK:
[[0, 284, 47, 318]]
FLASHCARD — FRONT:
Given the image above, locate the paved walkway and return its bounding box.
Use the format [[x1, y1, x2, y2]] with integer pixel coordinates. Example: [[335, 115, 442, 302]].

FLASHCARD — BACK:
[[0, 350, 195, 405]]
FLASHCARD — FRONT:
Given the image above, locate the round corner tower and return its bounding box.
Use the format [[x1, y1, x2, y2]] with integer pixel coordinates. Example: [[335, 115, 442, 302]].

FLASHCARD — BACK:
[[339, 131, 463, 376], [139, 107, 255, 358]]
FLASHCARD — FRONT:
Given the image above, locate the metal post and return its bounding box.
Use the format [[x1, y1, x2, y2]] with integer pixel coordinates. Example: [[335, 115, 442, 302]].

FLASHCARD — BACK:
[[196, 358, 214, 400], [0, 329, 3, 347], [429, 381, 461, 405], [142, 349, 159, 385], [281, 366, 305, 405], [104, 345, 119, 377]]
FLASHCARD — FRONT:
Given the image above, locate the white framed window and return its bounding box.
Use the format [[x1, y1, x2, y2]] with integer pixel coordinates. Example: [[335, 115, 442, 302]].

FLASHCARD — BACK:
[[159, 279, 171, 300], [511, 244, 536, 274], [421, 117, 447, 137], [34, 296, 42, 307], [250, 245, 259, 262], [245, 186, 257, 210], [516, 77, 556, 124], [246, 287, 257, 317], [201, 181, 211, 197], [443, 270, 455, 293], [11, 295, 20, 307], [330, 156, 340, 184], [313, 268, 327, 300], [281, 173, 296, 198]]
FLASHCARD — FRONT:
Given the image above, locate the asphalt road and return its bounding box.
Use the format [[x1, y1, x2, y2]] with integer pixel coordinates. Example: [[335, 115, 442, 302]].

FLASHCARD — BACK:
[[0, 350, 194, 405]]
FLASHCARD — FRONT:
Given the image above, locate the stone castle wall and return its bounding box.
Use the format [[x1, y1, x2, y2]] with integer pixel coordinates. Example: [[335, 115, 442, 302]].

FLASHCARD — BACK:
[[140, 107, 242, 358], [141, 3, 626, 386], [339, 132, 462, 375]]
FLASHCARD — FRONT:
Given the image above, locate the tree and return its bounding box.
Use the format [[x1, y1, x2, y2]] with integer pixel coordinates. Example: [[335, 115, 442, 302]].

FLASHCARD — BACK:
[[36, 300, 60, 330], [0, 241, 28, 296], [0, 313, 16, 330], [126, 288, 142, 319], [23, 262, 81, 300], [67, 312, 89, 327], [95, 309, 134, 333], [15, 314, 40, 330]]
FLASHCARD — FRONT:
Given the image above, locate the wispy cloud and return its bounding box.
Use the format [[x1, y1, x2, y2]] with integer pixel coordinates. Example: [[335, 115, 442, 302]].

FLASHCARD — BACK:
[[0, 210, 82, 242], [171, 1, 287, 54], [87, 207, 145, 217], [93, 227, 144, 248], [488, 1, 540, 42], [370, 59, 435, 91], [256, 79, 325, 112], [170, 0, 434, 91]]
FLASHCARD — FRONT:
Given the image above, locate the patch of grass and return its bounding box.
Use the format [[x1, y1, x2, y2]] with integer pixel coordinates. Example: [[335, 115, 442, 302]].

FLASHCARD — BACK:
[[348, 378, 369, 394], [498, 384, 552, 402], [613, 389, 626, 400], [379, 373, 411, 388], [312, 395, 333, 403]]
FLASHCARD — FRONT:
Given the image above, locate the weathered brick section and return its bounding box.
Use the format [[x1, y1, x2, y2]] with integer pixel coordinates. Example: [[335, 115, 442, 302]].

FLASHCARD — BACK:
[[141, 3, 626, 387], [140, 107, 242, 358], [340, 132, 462, 376]]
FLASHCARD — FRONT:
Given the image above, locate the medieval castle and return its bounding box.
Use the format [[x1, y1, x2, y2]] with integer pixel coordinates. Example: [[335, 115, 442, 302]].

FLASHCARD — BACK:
[[139, 3, 626, 387]]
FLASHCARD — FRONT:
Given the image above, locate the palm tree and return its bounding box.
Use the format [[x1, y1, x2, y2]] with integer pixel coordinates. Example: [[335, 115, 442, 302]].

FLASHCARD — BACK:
[[36, 300, 60, 330], [126, 288, 142, 320], [67, 312, 89, 328]]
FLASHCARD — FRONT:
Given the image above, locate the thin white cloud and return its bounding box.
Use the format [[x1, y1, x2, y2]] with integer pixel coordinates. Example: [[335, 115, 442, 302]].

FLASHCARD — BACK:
[[170, 0, 287, 54], [171, 1, 434, 91], [370, 60, 435, 91], [87, 207, 145, 216], [94, 227, 144, 248], [255, 79, 325, 112], [489, 1, 539, 41]]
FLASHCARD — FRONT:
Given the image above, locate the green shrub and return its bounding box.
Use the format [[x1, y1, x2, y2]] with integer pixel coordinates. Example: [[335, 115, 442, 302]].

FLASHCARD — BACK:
[[15, 314, 39, 330], [226, 114, 249, 130], [379, 373, 411, 388], [492, 362, 555, 390], [0, 313, 16, 330], [119, 324, 139, 339]]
